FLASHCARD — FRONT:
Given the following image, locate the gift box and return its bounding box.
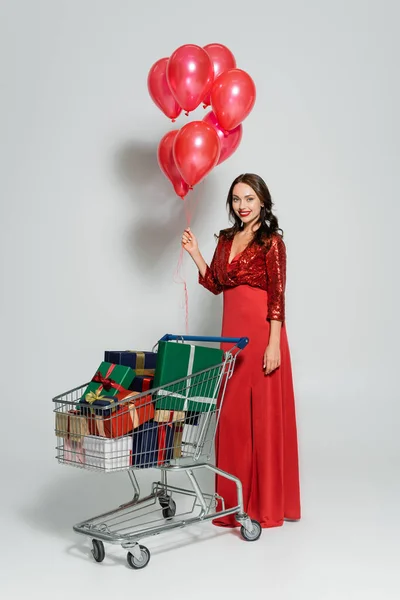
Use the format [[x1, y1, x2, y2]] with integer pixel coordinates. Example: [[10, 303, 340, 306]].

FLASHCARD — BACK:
[[104, 351, 157, 376], [154, 341, 223, 413], [81, 361, 136, 405], [131, 420, 175, 468], [182, 413, 208, 448], [85, 391, 155, 439], [173, 424, 184, 459], [61, 438, 85, 465], [129, 375, 154, 393], [154, 409, 185, 423], [157, 421, 176, 465], [185, 411, 200, 426], [55, 410, 89, 442], [83, 435, 132, 471], [79, 392, 118, 417]]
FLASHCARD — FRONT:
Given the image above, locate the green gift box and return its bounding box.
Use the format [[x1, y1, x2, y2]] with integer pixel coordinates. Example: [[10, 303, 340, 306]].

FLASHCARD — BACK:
[[154, 341, 223, 413], [81, 361, 136, 405]]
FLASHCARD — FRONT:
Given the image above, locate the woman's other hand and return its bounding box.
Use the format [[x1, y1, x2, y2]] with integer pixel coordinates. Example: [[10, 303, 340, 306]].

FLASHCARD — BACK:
[[263, 343, 281, 375]]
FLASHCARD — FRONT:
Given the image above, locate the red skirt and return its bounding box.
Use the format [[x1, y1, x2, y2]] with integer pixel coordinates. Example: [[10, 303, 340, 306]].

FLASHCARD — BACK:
[[214, 285, 301, 528]]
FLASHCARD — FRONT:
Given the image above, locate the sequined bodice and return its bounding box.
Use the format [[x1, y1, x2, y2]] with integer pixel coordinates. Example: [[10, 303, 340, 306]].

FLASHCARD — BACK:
[[198, 232, 287, 321]]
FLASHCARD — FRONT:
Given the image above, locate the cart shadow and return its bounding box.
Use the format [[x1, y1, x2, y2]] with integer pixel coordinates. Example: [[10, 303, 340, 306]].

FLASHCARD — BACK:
[[18, 467, 156, 540]]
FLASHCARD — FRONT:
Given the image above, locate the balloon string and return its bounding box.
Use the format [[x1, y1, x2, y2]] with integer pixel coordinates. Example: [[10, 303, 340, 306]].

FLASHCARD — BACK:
[[174, 190, 202, 333], [174, 247, 189, 334], [174, 195, 192, 334]]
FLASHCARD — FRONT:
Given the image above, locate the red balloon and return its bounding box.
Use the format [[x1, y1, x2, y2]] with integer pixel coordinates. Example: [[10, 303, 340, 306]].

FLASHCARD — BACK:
[[148, 58, 182, 121], [211, 69, 256, 131], [158, 130, 190, 199], [203, 111, 243, 165], [167, 45, 214, 113], [202, 43, 236, 107], [173, 121, 221, 187]]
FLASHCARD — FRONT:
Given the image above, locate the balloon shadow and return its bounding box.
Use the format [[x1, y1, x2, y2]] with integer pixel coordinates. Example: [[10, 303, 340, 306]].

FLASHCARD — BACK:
[[113, 139, 217, 271]]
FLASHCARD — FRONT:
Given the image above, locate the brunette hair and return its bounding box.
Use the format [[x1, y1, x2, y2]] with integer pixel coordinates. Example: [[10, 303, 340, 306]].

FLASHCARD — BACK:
[[219, 173, 283, 245]]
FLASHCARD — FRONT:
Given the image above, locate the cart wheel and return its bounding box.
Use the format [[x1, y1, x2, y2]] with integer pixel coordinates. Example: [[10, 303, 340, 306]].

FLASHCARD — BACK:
[[162, 498, 176, 519], [159, 496, 170, 508], [240, 520, 262, 542], [127, 545, 151, 569], [91, 539, 105, 562]]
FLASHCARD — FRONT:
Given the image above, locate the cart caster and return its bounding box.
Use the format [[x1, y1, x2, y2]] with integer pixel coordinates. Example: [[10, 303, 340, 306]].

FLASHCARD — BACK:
[[160, 496, 176, 519], [91, 539, 105, 562], [240, 520, 262, 542], [162, 498, 176, 519], [127, 545, 151, 569]]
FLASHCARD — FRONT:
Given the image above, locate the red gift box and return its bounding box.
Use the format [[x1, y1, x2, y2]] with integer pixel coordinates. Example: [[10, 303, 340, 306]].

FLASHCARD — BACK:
[[86, 391, 155, 438]]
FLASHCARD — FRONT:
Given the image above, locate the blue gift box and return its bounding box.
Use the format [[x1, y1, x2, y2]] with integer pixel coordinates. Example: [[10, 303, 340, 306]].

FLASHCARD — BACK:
[[104, 351, 157, 375], [131, 420, 174, 468], [129, 375, 154, 393], [185, 412, 200, 426], [79, 395, 117, 417]]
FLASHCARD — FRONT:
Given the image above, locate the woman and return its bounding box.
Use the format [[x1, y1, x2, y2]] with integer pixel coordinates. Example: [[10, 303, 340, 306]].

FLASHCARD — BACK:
[[181, 173, 301, 528]]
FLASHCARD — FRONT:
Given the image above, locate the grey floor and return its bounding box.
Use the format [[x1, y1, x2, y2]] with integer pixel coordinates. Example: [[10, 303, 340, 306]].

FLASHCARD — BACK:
[[2, 450, 398, 600]]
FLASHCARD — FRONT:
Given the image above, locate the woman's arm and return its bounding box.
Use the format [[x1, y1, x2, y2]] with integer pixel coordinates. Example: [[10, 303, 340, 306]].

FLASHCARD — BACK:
[[182, 228, 223, 295], [188, 249, 207, 278], [265, 235, 286, 322], [263, 236, 286, 375]]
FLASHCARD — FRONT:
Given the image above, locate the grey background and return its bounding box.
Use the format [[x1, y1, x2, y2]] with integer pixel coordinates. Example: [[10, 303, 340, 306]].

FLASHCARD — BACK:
[[1, 0, 398, 598]]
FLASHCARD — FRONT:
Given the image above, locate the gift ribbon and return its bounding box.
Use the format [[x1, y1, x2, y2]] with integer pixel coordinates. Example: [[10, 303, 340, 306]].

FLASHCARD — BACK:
[[154, 409, 185, 423], [134, 352, 145, 373], [124, 351, 155, 376], [157, 412, 174, 465], [92, 364, 125, 394], [139, 376, 153, 392]]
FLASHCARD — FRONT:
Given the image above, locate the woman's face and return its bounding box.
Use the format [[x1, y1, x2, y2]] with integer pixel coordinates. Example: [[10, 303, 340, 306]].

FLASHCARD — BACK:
[[231, 182, 263, 226]]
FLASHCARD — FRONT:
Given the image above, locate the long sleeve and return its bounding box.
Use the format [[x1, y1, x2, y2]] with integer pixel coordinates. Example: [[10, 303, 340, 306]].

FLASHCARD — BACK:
[[198, 238, 224, 295], [265, 235, 286, 321]]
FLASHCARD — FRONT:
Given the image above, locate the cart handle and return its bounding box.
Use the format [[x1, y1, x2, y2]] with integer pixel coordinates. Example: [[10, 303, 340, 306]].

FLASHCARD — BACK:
[[158, 333, 249, 349]]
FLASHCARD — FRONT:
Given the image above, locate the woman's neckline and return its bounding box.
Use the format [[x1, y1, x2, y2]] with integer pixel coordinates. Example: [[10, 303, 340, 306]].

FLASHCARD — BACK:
[[227, 233, 253, 265]]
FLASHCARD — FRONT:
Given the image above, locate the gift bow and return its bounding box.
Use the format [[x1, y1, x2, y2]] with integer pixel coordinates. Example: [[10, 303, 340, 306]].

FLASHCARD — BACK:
[[85, 390, 109, 404], [85, 390, 116, 417], [92, 364, 125, 394]]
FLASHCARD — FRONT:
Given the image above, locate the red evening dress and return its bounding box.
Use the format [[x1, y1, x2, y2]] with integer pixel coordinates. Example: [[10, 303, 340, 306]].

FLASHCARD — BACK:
[[199, 231, 301, 528]]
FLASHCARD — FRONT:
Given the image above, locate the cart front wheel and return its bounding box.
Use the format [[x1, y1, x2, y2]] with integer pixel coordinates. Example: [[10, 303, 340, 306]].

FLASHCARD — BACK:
[[91, 539, 105, 562], [127, 545, 151, 569], [240, 520, 262, 542], [162, 498, 176, 519]]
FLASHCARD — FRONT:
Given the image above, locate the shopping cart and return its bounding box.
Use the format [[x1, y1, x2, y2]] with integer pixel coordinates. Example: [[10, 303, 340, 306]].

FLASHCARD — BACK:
[[53, 334, 262, 569]]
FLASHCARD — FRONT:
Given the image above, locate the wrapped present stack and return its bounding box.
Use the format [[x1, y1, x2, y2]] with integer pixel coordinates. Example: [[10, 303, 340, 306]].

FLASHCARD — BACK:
[[56, 351, 157, 469], [55, 342, 223, 470]]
